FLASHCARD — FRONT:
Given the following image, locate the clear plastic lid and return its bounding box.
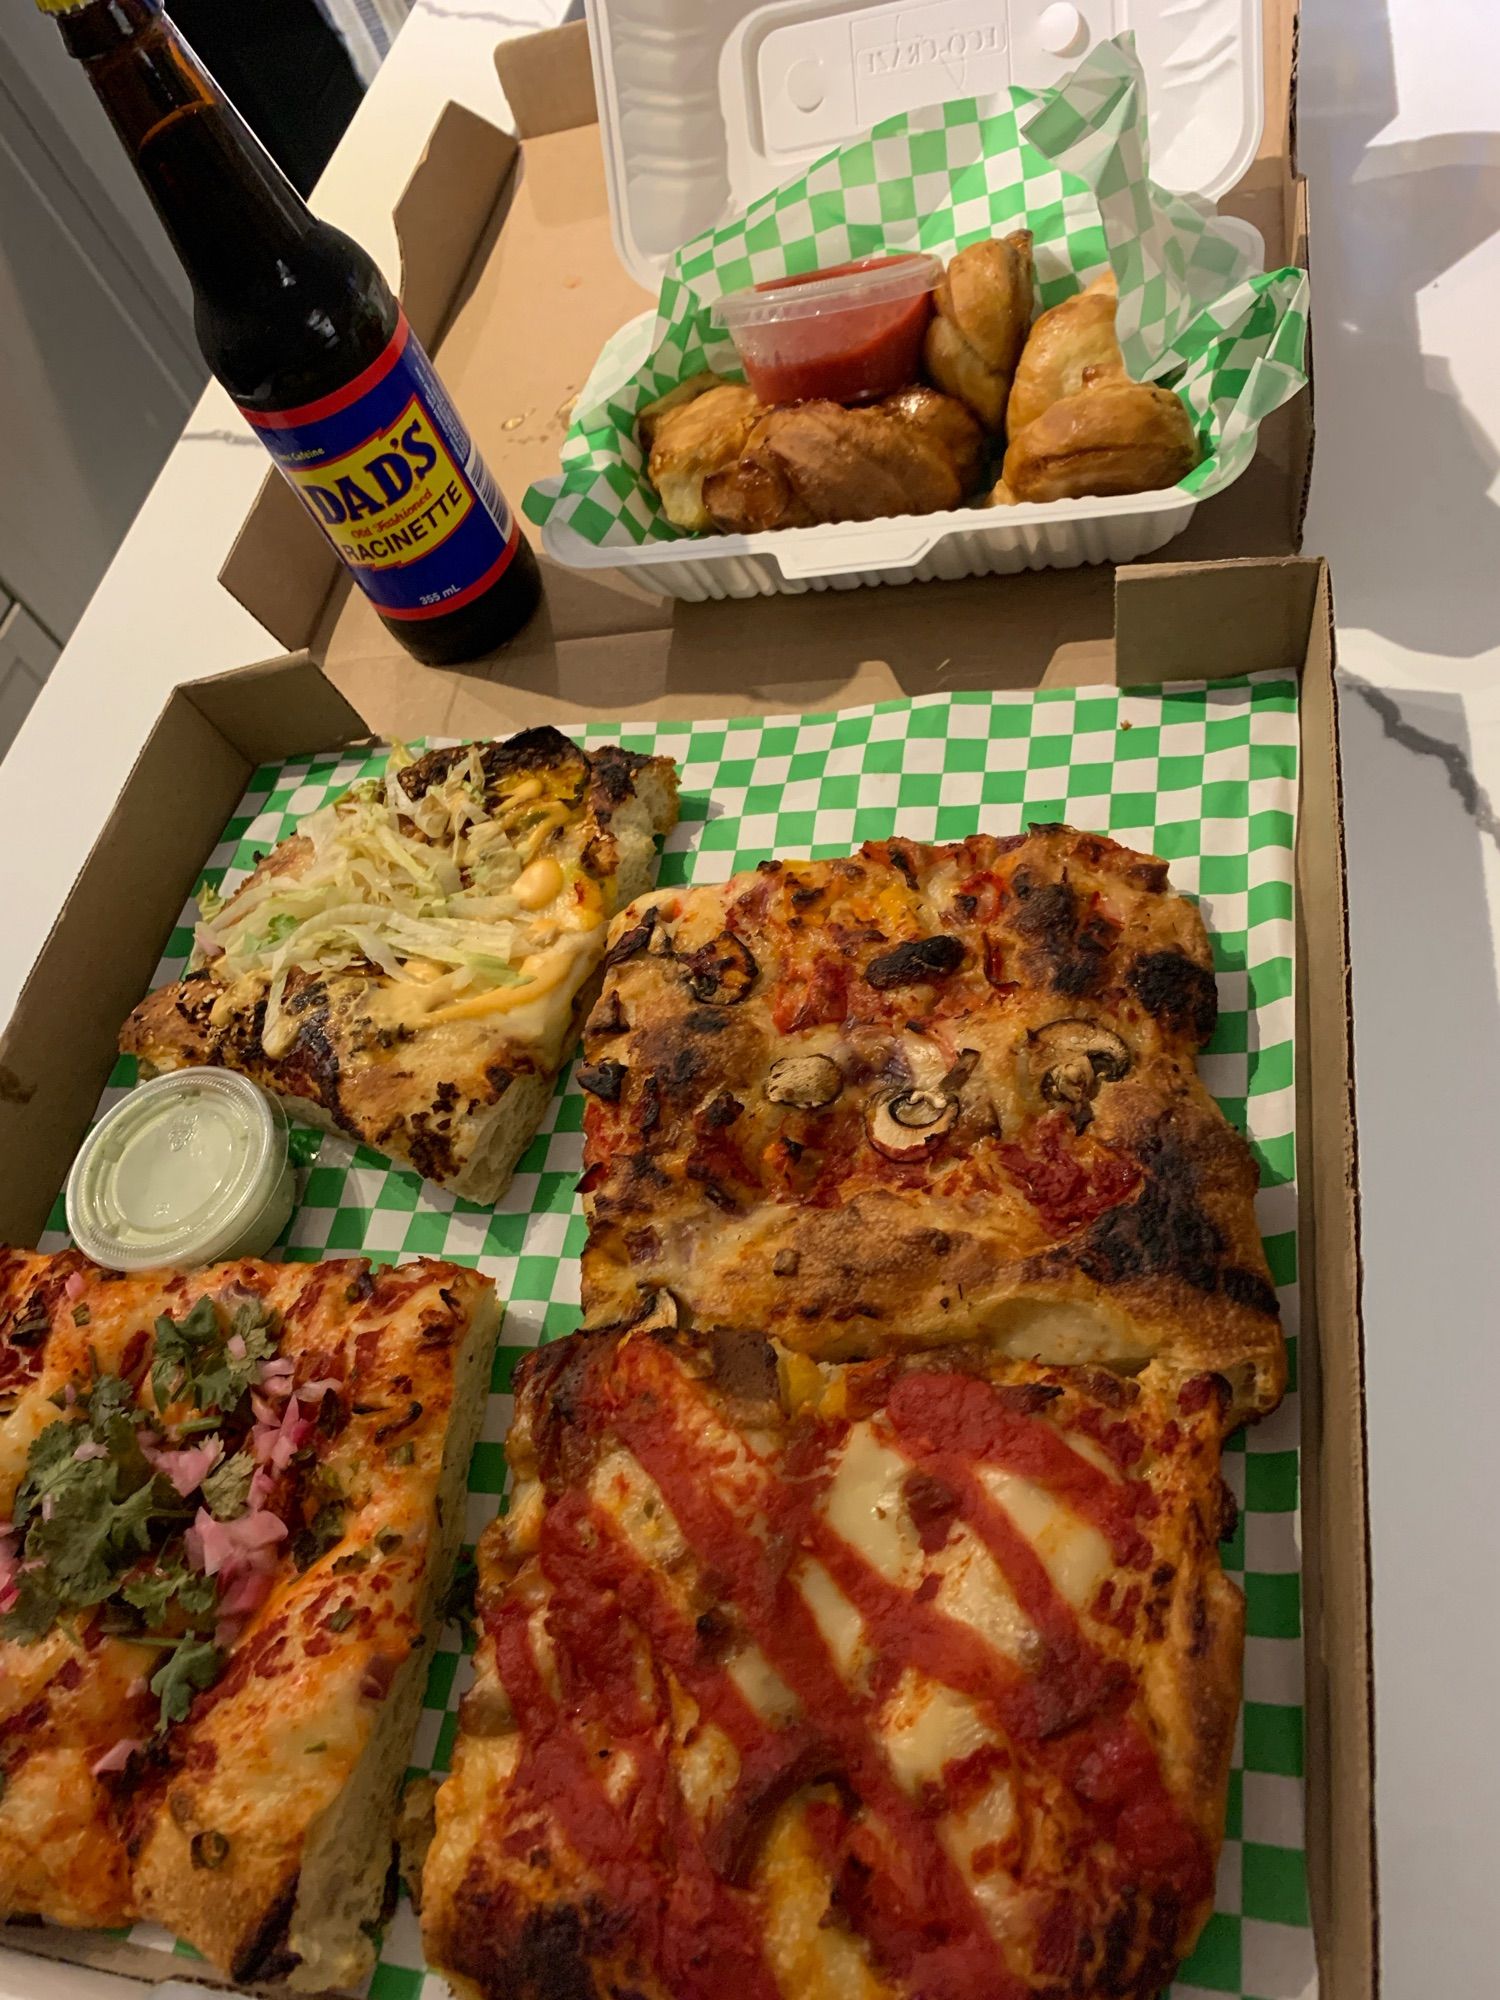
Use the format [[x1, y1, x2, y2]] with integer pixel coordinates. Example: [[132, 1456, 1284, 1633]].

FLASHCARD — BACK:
[[66, 1069, 289, 1273], [712, 252, 942, 332]]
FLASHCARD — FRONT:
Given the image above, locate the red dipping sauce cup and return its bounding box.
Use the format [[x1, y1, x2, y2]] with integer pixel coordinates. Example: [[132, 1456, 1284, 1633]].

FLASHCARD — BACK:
[[712, 253, 941, 406]]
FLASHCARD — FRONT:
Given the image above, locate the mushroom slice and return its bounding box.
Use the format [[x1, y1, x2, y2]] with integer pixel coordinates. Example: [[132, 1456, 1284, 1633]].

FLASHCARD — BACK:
[[865, 934, 965, 990], [765, 1054, 843, 1110], [625, 1288, 679, 1336], [681, 932, 758, 1005], [867, 1089, 959, 1162], [1030, 1019, 1131, 1107], [603, 906, 660, 970], [576, 1058, 627, 1102]]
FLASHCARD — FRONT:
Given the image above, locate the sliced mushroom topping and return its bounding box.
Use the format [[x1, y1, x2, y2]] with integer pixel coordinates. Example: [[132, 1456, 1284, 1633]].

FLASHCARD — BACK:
[[867, 1089, 959, 1162], [576, 1058, 627, 1102], [602, 907, 659, 970], [1030, 1019, 1131, 1107], [585, 989, 627, 1039], [682, 932, 758, 1005], [765, 1054, 843, 1110], [626, 1288, 679, 1335], [865, 934, 966, 990]]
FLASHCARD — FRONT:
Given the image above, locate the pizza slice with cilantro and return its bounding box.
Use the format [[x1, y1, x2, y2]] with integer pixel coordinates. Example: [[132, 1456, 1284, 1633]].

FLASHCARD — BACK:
[[0, 1247, 498, 1990]]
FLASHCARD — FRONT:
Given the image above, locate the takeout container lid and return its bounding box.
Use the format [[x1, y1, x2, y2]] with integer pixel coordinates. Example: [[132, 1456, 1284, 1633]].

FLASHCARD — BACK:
[[66, 1069, 294, 1272], [713, 253, 942, 331], [585, 0, 1265, 292]]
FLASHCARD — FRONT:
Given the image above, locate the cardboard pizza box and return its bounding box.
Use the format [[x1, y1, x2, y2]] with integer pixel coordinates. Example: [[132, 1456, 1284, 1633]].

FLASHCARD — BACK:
[[0, 553, 1370, 2000]]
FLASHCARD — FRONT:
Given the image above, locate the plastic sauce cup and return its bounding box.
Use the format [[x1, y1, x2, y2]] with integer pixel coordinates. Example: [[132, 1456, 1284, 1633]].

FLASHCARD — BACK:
[[712, 254, 942, 406], [66, 1069, 296, 1273]]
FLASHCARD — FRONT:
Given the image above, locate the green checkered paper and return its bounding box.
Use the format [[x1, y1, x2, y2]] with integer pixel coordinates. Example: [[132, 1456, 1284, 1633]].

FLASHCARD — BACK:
[[40, 675, 1313, 1999], [524, 34, 1310, 550]]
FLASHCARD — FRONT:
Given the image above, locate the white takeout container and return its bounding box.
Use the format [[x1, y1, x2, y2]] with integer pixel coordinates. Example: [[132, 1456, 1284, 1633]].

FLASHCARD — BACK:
[[552, 0, 1267, 599]]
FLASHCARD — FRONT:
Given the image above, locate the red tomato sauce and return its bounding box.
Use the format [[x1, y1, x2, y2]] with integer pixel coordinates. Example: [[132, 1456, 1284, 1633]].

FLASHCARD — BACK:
[[734, 257, 935, 405]]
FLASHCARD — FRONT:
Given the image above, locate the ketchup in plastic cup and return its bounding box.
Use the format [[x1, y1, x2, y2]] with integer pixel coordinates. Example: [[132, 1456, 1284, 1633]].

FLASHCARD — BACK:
[[713, 254, 941, 405]]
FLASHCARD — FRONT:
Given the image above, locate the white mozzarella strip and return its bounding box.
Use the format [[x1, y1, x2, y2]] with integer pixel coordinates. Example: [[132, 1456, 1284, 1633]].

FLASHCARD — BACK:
[[934, 1525, 1035, 1666], [977, 1465, 1113, 1610], [589, 1447, 687, 1567], [758, 1803, 892, 2000], [795, 1558, 867, 1679], [675, 1719, 741, 1824], [727, 1645, 802, 1726], [880, 1671, 994, 1796], [822, 1424, 921, 1585], [942, 1777, 1021, 1935]]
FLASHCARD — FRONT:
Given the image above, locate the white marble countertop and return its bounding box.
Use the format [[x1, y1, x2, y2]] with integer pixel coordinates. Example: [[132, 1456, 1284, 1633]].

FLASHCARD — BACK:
[[4, 0, 1499, 1991]]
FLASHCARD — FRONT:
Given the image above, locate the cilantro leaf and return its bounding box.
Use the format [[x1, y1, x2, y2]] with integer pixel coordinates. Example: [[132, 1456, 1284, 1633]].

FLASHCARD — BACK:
[[151, 1294, 278, 1416], [122, 1558, 219, 1631], [1, 1569, 62, 1644], [151, 1635, 222, 1726], [12, 1417, 89, 1526], [202, 1449, 255, 1523], [152, 1297, 222, 1413], [26, 1473, 160, 1610]]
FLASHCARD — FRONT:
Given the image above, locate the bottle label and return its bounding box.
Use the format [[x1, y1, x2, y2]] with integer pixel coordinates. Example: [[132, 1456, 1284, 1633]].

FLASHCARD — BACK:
[[241, 313, 520, 621]]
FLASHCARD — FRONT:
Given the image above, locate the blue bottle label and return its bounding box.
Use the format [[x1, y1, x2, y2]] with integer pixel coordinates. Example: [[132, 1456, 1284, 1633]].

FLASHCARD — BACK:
[[242, 312, 519, 621]]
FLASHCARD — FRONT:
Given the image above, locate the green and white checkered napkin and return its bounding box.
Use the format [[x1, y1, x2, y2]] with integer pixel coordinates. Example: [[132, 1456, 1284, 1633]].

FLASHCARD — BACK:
[[39, 676, 1314, 2000], [524, 34, 1309, 550]]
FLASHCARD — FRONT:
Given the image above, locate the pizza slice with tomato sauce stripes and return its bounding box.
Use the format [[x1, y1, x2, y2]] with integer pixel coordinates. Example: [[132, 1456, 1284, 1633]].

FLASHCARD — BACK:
[[423, 1322, 1242, 2000], [576, 826, 1283, 1425], [0, 1246, 498, 1991]]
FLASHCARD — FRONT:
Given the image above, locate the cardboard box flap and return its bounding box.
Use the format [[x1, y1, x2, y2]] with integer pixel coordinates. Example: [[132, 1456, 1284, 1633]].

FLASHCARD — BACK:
[[495, 20, 598, 139]]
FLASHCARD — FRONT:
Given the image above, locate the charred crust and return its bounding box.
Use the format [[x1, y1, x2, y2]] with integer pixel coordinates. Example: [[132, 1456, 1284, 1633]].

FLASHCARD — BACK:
[[491, 1898, 626, 2000], [398, 728, 584, 809], [1128, 949, 1219, 1044], [864, 934, 965, 989], [229, 1880, 299, 1986], [1009, 872, 1117, 997], [1222, 1264, 1279, 1318]]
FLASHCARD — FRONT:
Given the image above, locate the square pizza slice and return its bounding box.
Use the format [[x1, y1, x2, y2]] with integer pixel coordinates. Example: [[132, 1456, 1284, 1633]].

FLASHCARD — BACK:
[[0, 1246, 499, 1990], [122, 726, 679, 1203], [423, 1322, 1243, 2000], [575, 827, 1283, 1424]]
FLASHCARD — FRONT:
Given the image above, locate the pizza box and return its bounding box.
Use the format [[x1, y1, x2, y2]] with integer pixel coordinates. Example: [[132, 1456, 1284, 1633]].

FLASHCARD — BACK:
[[218, 4, 1314, 653], [0, 552, 1370, 2000]]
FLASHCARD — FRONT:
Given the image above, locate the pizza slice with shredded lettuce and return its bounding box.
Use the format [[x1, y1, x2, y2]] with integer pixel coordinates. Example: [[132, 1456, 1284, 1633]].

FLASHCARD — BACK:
[[120, 726, 679, 1200]]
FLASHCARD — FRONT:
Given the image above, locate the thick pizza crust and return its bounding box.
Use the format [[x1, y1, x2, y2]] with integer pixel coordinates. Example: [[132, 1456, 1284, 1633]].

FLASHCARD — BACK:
[[423, 1326, 1244, 2000], [577, 829, 1284, 1424], [120, 729, 679, 1203]]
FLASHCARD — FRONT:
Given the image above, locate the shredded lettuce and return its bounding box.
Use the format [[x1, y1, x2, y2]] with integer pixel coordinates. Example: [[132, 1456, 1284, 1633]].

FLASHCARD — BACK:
[[193, 746, 585, 1050]]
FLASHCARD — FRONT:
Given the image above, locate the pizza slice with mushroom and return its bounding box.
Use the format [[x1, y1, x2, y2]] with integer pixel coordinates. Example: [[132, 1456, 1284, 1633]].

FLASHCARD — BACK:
[[0, 1247, 498, 1990], [121, 727, 679, 1203], [575, 828, 1283, 1425], [422, 1321, 1243, 2000]]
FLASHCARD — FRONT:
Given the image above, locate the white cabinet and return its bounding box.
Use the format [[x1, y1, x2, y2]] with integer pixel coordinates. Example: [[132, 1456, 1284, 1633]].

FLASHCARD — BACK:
[[0, 7, 203, 645]]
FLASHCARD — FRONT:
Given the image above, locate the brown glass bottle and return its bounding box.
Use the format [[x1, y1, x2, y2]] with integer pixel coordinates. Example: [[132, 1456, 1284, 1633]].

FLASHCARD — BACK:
[[43, 0, 541, 665]]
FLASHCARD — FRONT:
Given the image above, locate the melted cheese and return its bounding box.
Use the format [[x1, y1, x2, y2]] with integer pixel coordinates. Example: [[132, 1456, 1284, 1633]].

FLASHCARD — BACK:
[[932, 1523, 1034, 1665], [727, 1645, 801, 1726], [757, 1800, 893, 2000], [977, 1465, 1113, 1610], [822, 1425, 920, 1585], [590, 1448, 687, 1567], [795, 1558, 867, 1679], [881, 1673, 993, 1796]]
